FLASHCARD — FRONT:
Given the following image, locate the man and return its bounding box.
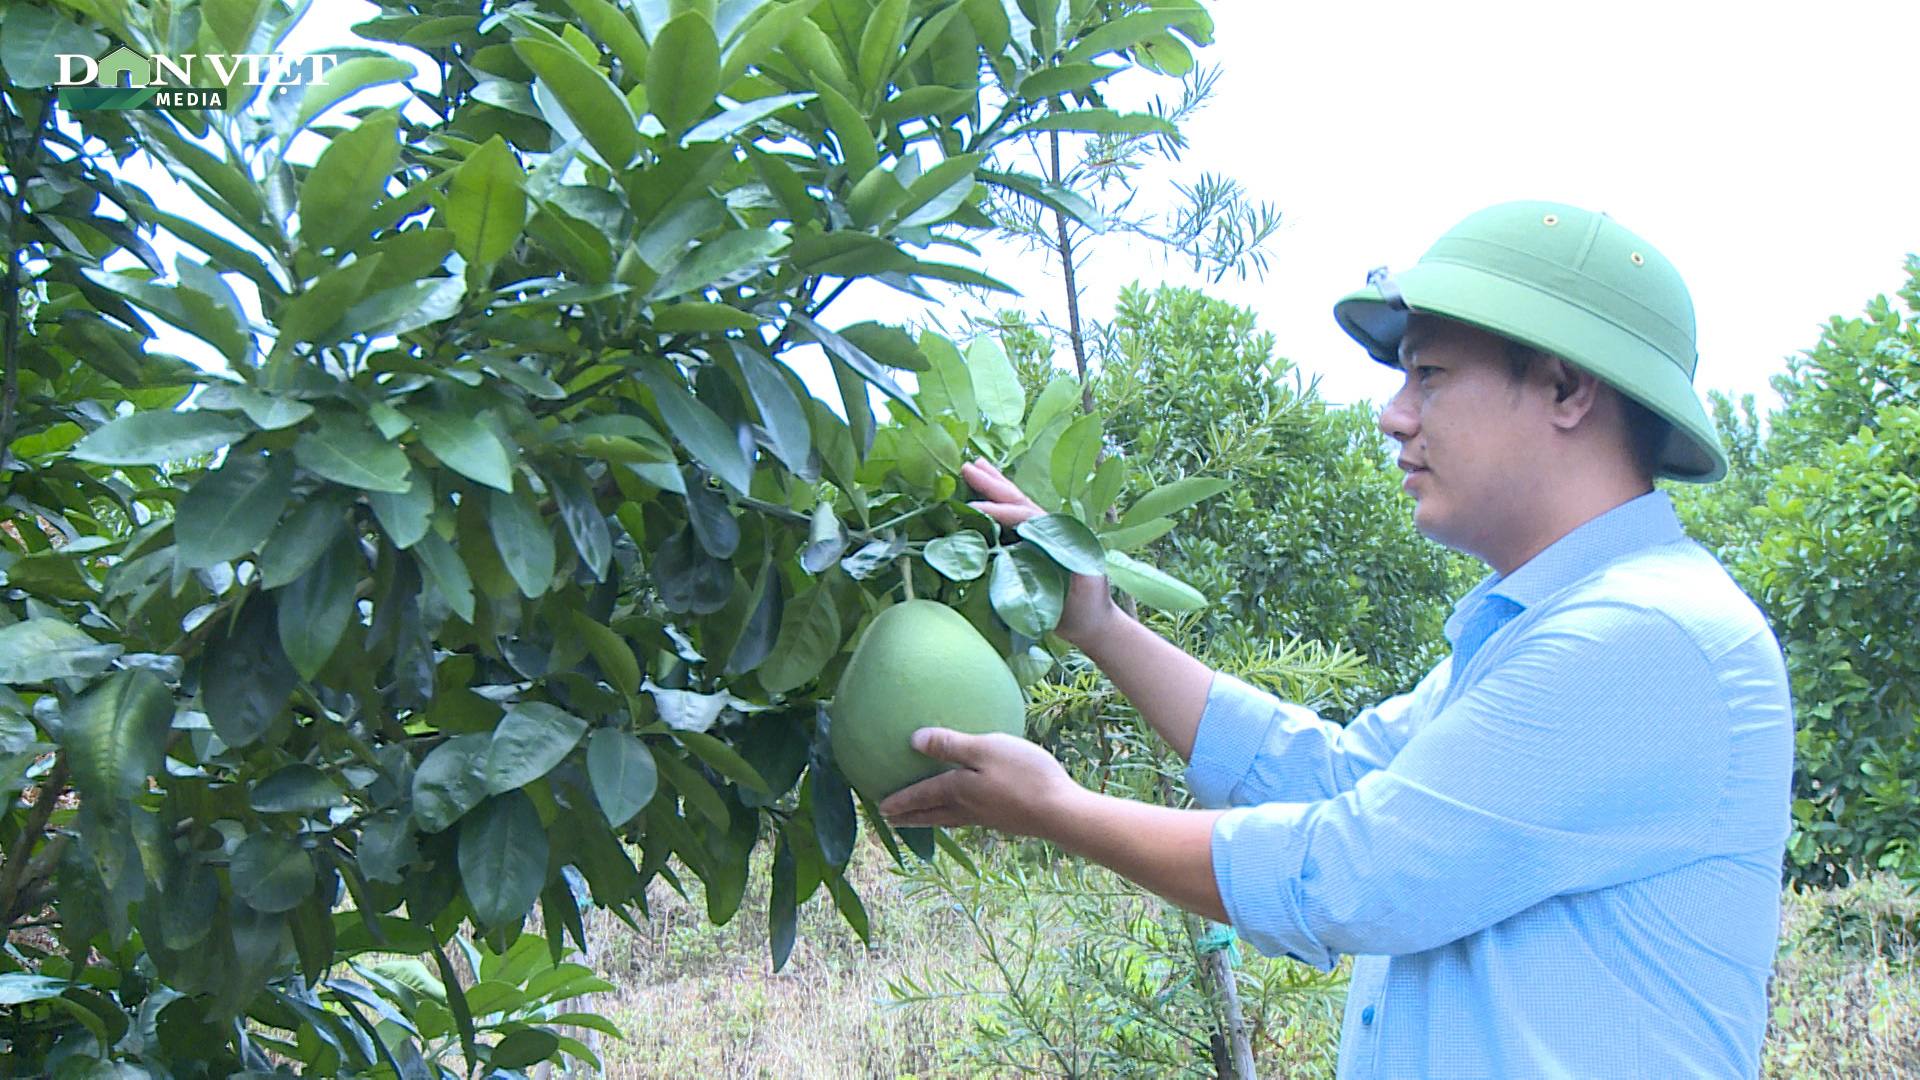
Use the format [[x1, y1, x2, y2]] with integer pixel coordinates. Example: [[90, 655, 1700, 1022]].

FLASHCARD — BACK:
[[878, 201, 1795, 1077]]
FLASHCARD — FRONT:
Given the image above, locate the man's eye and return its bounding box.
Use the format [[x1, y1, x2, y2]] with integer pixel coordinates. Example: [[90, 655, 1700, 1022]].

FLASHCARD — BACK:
[[1415, 366, 1440, 380]]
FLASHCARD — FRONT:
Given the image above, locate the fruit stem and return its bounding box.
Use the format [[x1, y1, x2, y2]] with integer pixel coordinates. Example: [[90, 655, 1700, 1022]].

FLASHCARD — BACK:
[[898, 556, 915, 600]]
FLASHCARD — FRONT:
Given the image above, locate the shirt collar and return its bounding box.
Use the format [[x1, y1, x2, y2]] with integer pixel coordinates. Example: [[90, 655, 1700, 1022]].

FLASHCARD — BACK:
[[1446, 489, 1687, 638]]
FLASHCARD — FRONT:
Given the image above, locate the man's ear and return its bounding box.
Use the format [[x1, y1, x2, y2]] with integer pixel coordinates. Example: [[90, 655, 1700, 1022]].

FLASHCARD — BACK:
[[1543, 357, 1602, 424]]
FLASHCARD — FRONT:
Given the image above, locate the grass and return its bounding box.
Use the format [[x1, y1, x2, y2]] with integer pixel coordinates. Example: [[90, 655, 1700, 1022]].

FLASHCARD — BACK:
[[565, 831, 1920, 1080], [1764, 874, 1920, 1079]]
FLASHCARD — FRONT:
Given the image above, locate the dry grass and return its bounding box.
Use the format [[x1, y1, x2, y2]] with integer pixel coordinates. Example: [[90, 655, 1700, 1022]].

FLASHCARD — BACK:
[[1764, 875, 1920, 1079], [562, 841, 1920, 1080], [580, 834, 996, 1080]]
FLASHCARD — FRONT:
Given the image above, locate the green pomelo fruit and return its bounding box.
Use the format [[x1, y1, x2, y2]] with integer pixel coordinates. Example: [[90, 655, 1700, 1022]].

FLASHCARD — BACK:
[[828, 599, 1027, 801]]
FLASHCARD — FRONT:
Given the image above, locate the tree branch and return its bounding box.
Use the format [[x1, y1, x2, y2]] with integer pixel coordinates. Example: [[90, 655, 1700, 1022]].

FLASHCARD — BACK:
[[0, 753, 70, 930]]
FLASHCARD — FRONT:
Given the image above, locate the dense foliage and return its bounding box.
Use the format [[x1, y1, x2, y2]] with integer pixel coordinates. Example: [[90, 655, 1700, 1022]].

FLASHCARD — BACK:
[[1667, 257, 1920, 890], [1000, 284, 1476, 709], [0, 0, 1231, 1072]]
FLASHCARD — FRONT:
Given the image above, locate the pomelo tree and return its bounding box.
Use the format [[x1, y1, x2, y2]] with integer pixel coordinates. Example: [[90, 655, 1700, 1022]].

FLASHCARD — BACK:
[[0, 0, 1225, 1072]]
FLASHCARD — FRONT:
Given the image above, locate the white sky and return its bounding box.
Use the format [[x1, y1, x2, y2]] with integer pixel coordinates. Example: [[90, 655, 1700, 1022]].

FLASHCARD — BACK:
[[132, 0, 1920, 425]]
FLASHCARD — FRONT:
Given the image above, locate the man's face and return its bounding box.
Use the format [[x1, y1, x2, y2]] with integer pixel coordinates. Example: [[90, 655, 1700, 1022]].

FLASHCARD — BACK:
[[1376, 314, 1548, 563]]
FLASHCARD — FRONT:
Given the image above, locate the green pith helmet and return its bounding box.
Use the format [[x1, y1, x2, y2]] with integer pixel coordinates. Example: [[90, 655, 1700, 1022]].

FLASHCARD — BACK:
[[1333, 200, 1728, 483]]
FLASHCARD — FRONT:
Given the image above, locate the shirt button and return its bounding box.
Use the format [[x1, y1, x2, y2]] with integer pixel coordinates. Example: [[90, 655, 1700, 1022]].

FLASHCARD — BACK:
[[1361, 1006, 1376, 1025]]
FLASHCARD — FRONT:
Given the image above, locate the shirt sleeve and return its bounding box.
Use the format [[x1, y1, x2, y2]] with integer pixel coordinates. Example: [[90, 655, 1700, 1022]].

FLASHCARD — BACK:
[[1183, 664, 1445, 810], [1210, 601, 1730, 969]]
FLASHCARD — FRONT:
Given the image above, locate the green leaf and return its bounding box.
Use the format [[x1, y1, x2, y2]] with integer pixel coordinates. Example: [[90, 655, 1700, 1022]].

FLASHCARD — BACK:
[[71, 409, 253, 466], [809, 761, 856, 867], [258, 491, 350, 590], [733, 344, 813, 477], [724, 559, 784, 675], [916, 333, 977, 428], [413, 410, 516, 492], [293, 414, 414, 494], [1119, 475, 1232, 528], [838, 321, 928, 371], [446, 135, 527, 266], [412, 531, 476, 623], [271, 254, 385, 352], [717, 0, 825, 86], [344, 277, 466, 339], [562, 0, 651, 79], [61, 669, 173, 803], [1049, 411, 1102, 502], [758, 579, 841, 693], [459, 792, 549, 928], [485, 487, 556, 599], [1082, 452, 1125, 522], [824, 862, 869, 944], [201, 593, 296, 749], [571, 613, 640, 695], [368, 465, 435, 549], [229, 832, 315, 913], [175, 451, 293, 569], [897, 175, 973, 229], [299, 107, 402, 253], [769, 835, 797, 971], [0, 619, 120, 683], [0, 5, 107, 88], [586, 729, 658, 827], [284, 56, 418, 142], [965, 334, 1025, 428], [678, 729, 771, 794], [1135, 28, 1194, 76], [274, 533, 364, 680], [681, 91, 815, 145], [855, 0, 908, 90], [513, 37, 640, 171], [636, 368, 751, 496], [1103, 549, 1208, 611], [1065, 9, 1195, 62], [249, 763, 346, 814], [791, 314, 921, 421], [977, 168, 1104, 233], [990, 545, 1068, 638], [1012, 108, 1178, 139], [648, 11, 721, 135], [924, 530, 988, 581], [490, 1029, 561, 1071], [1015, 513, 1106, 576], [813, 81, 877, 180], [649, 228, 790, 300], [412, 733, 492, 832], [682, 465, 740, 557], [484, 703, 589, 794], [1096, 515, 1175, 552], [195, 383, 315, 430], [1015, 62, 1124, 100], [0, 974, 76, 1006], [653, 302, 766, 333], [550, 469, 613, 581], [356, 814, 421, 886]]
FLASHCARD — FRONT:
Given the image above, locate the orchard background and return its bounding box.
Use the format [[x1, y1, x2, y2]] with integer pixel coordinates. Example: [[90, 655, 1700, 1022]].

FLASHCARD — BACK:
[[0, 0, 1913, 1077]]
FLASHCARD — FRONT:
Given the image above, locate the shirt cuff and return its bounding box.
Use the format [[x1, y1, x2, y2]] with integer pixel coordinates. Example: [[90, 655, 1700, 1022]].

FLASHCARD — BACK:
[[1212, 802, 1338, 970], [1183, 671, 1280, 809]]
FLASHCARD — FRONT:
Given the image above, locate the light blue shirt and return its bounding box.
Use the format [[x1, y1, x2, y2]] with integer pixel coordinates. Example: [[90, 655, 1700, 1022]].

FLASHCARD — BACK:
[[1185, 490, 1794, 1078]]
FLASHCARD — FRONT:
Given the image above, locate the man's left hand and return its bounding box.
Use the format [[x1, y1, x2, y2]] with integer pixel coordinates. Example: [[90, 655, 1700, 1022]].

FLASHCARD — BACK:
[[879, 728, 1082, 838]]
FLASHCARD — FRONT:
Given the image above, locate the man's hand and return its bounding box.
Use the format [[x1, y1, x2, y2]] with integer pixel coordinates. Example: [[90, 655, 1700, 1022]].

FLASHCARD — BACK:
[[881, 726, 1231, 923], [961, 458, 1119, 649], [878, 727, 1082, 837]]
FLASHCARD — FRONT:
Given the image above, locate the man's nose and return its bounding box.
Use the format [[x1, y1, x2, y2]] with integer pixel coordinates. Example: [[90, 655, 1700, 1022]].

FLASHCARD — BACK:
[[1377, 383, 1417, 443]]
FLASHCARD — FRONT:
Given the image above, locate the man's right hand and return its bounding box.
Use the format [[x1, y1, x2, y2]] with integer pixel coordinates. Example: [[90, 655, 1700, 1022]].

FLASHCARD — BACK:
[[960, 457, 1120, 649]]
